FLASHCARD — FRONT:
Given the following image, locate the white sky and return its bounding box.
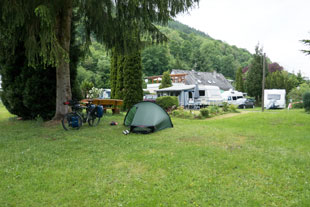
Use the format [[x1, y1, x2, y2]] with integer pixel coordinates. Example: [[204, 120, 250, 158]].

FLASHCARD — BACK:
[[176, 0, 310, 78]]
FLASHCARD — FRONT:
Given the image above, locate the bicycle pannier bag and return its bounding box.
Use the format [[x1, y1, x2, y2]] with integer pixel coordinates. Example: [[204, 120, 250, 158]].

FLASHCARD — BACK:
[[97, 105, 104, 118], [70, 115, 79, 128]]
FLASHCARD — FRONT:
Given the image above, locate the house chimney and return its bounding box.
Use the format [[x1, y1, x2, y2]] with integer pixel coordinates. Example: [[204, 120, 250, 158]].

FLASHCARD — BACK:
[[213, 71, 217, 78]]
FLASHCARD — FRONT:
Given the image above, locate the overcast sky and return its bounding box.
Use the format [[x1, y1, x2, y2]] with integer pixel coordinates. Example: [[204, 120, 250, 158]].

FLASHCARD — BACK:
[[176, 0, 310, 77]]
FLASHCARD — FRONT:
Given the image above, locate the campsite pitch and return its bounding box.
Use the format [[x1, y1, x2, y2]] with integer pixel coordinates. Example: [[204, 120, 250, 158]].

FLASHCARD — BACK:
[[0, 105, 310, 206]]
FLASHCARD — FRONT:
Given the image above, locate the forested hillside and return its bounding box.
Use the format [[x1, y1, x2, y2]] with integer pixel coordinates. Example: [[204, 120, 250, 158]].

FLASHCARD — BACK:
[[77, 21, 253, 89]]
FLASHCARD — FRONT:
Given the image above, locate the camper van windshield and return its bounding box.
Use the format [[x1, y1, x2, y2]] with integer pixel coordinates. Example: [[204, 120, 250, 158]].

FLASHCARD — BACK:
[[267, 94, 281, 100]]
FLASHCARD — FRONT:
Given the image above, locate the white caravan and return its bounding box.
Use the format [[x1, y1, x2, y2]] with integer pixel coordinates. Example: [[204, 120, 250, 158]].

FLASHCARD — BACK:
[[264, 89, 286, 109], [198, 85, 223, 106], [221, 90, 244, 105]]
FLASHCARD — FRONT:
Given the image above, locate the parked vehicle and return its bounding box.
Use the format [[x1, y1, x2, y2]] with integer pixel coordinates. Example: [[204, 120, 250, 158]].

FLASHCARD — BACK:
[[264, 89, 286, 109], [237, 98, 255, 109], [198, 85, 223, 106], [221, 90, 244, 105], [143, 94, 157, 102], [156, 84, 222, 108]]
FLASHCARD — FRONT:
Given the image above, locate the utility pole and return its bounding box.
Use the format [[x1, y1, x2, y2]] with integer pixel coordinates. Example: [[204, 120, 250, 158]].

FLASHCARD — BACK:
[[261, 53, 266, 112]]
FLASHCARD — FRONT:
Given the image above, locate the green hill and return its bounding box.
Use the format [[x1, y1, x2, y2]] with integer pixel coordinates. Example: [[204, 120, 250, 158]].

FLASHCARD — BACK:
[[77, 21, 253, 88]]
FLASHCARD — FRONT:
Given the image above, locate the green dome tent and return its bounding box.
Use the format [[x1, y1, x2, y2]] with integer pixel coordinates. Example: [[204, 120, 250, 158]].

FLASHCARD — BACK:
[[124, 102, 173, 133]]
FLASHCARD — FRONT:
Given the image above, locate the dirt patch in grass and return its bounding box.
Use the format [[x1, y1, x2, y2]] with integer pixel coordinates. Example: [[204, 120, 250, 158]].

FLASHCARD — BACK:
[[207, 111, 251, 120]]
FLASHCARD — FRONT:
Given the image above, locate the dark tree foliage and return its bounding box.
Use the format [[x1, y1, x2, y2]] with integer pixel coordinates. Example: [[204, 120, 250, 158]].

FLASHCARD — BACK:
[[110, 49, 118, 99], [0, 43, 81, 120], [115, 55, 126, 100], [0, 19, 82, 120], [303, 92, 310, 112], [0, 0, 199, 119], [245, 46, 268, 102], [268, 62, 283, 73], [123, 50, 143, 110]]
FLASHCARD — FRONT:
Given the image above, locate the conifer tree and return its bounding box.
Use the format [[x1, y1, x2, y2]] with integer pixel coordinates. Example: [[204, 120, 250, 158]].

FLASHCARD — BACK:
[[159, 71, 172, 89], [123, 50, 143, 110], [110, 49, 118, 99], [0, 0, 199, 120], [245, 45, 268, 102], [115, 56, 126, 99], [235, 67, 244, 92]]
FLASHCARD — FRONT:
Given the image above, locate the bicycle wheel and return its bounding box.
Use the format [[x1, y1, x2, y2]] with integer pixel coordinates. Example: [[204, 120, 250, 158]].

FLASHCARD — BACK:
[[88, 115, 100, 126], [62, 112, 83, 130]]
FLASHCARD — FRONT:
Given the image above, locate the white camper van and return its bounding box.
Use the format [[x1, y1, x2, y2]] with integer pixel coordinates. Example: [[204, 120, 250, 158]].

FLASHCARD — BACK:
[[264, 89, 286, 109], [221, 90, 244, 105], [198, 85, 223, 106]]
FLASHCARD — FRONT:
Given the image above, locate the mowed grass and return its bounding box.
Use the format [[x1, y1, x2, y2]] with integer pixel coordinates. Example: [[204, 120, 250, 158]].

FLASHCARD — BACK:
[[0, 104, 310, 207]]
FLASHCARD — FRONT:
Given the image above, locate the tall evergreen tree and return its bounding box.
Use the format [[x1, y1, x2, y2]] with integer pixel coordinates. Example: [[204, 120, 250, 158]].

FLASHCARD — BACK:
[[123, 50, 143, 110], [115, 55, 126, 99], [110, 48, 118, 99], [159, 71, 172, 89], [301, 39, 310, 55], [235, 67, 244, 92], [245, 45, 268, 102], [0, 0, 199, 120]]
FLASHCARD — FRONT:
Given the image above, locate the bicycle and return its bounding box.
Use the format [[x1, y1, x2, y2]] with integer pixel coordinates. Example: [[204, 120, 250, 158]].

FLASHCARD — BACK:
[[61, 100, 103, 130]]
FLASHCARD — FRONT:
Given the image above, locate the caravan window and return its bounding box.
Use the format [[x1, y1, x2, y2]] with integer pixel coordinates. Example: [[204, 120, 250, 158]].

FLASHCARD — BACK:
[[228, 96, 232, 101], [232, 96, 237, 100], [237, 96, 243, 99], [199, 90, 205, 96], [268, 94, 281, 100]]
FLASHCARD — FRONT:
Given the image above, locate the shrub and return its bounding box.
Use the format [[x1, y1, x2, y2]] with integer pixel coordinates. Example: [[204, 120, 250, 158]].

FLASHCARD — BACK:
[[156, 96, 179, 111], [209, 105, 220, 114], [228, 104, 238, 113], [200, 108, 210, 118], [303, 92, 310, 112], [87, 87, 104, 99], [222, 102, 229, 112], [171, 109, 194, 119], [292, 102, 303, 109]]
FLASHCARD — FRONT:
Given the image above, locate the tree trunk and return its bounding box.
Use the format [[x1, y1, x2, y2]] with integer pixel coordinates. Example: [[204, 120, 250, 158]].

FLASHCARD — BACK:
[[53, 2, 73, 121]]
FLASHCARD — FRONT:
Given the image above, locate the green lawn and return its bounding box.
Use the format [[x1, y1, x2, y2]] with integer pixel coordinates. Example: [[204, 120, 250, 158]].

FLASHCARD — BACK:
[[0, 104, 310, 207]]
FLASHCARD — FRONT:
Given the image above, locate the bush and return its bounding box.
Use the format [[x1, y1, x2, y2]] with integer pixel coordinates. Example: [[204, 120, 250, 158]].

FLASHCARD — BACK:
[[200, 108, 210, 118], [303, 92, 310, 112], [228, 104, 238, 113], [156, 96, 179, 111], [222, 102, 229, 112], [209, 105, 220, 115], [171, 108, 195, 119], [292, 102, 303, 109]]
